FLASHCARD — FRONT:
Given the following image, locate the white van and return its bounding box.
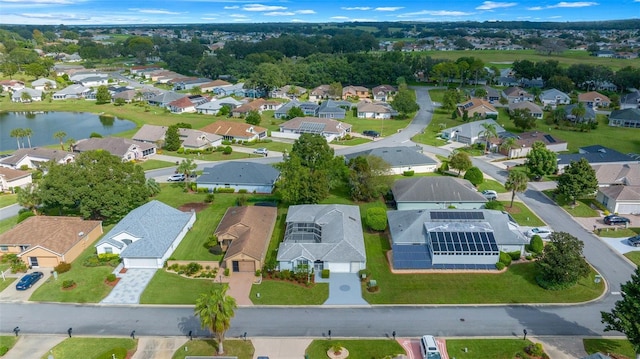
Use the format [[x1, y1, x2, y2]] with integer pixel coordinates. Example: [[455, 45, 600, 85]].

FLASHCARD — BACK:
[[420, 335, 442, 359]]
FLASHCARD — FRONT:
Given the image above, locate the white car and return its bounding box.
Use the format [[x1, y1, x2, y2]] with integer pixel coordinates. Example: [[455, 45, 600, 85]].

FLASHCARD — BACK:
[[481, 190, 498, 200], [527, 227, 553, 239], [253, 148, 268, 155], [420, 335, 442, 359], [167, 173, 186, 182]]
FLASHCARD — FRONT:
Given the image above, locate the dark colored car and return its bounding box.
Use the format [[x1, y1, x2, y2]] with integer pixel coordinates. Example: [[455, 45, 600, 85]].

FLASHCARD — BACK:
[[604, 215, 631, 225], [628, 235, 640, 247], [15, 271, 44, 290], [362, 130, 380, 138]]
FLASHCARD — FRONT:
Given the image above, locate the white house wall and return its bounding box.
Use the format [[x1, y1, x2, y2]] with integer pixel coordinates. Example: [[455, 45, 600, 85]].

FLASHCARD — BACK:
[[431, 252, 498, 265], [389, 164, 437, 175], [397, 202, 485, 211], [197, 183, 274, 194], [124, 257, 160, 268], [95, 242, 123, 255], [159, 212, 196, 265], [1, 175, 32, 191]]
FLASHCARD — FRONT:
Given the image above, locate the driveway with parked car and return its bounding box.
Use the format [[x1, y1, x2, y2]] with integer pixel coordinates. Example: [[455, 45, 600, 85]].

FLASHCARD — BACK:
[[0, 270, 51, 301]]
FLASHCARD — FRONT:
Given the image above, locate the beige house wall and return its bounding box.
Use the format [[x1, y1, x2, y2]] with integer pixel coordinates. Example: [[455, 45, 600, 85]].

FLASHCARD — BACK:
[[62, 224, 103, 263]]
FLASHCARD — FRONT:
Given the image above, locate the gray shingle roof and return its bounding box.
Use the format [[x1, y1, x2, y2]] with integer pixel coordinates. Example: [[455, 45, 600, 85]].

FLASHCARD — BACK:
[[442, 119, 506, 140], [196, 162, 280, 186], [344, 146, 437, 168], [558, 145, 636, 166], [392, 177, 488, 203], [540, 88, 570, 101], [277, 204, 366, 263], [95, 200, 194, 258], [609, 108, 640, 121]]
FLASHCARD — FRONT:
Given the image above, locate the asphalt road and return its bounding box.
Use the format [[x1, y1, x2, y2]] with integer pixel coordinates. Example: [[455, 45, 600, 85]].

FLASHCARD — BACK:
[[1, 87, 635, 339], [0, 203, 21, 221]]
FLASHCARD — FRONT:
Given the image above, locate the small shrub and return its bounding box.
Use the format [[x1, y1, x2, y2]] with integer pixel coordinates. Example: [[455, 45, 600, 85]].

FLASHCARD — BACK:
[[106, 273, 117, 282], [223, 146, 233, 155], [508, 251, 521, 261], [358, 269, 371, 281], [209, 245, 223, 255], [54, 262, 72, 274], [530, 235, 544, 254], [185, 262, 203, 276], [525, 343, 545, 357], [62, 279, 76, 288], [365, 207, 388, 231], [484, 201, 504, 210], [495, 262, 506, 270], [224, 268, 230, 276], [463, 166, 484, 186], [499, 252, 512, 266], [204, 193, 215, 203], [177, 147, 184, 154], [238, 189, 248, 194], [321, 269, 330, 278], [255, 269, 262, 277], [403, 170, 415, 176], [439, 162, 449, 174], [17, 211, 35, 224]]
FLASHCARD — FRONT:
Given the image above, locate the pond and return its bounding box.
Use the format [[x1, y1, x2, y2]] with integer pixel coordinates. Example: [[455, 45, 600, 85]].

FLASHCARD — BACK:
[[0, 111, 136, 152]]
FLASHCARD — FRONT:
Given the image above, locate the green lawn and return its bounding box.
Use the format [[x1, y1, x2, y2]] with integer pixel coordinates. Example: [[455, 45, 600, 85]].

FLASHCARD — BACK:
[[583, 338, 636, 359], [136, 159, 175, 171], [30, 225, 116, 303], [0, 194, 17, 208], [362, 231, 603, 304], [140, 270, 217, 304], [597, 227, 640, 238], [305, 340, 405, 359], [0, 216, 17, 235], [446, 339, 540, 359], [172, 339, 254, 359], [499, 201, 546, 227], [0, 335, 18, 355], [624, 251, 640, 266], [478, 179, 507, 193], [42, 338, 137, 359], [0, 278, 16, 292], [542, 190, 600, 217], [250, 280, 329, 305], [332, 137, 372, 146]]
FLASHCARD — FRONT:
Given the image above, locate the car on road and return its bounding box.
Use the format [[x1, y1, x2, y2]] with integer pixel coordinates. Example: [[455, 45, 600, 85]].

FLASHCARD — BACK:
[[527, 227, 553, 239], [362, 130, 380, 138], [481, 190, 498, 200], [420, 335, 442, 359], [253, 148, 268, 156], [628, 235, 640, 247], [604, 215, 631, 225], [167, 173, 186, 182], [16, 272, 44, 290]]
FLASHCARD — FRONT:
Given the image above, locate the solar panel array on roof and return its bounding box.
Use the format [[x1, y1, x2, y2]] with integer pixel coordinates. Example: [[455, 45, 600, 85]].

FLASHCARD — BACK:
[[392, 244, 432, 269], [430, 211, 484, 221], [299, 122, 326, 133], [429, 231, 498, 255], [543, 134, 556, 143]]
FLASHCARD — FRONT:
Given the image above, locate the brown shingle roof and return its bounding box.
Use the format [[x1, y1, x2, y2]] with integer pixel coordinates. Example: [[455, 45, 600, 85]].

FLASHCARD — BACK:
[[0, 216, 102, 255], [216, 206, 277, 261], [600, 185, 640, 201], [578, 91, 610, 103], [0, 167, 31, 181], [232, 98, 266, 114], [593, 164, 640, 186], [513, 131, 566, 148], [200, 120, 267, 139], [0, 148, 75, 167]]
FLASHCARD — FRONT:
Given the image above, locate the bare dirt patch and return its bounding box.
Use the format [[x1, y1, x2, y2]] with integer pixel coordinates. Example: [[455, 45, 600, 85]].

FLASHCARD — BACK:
[[178, 203, 209, 213]]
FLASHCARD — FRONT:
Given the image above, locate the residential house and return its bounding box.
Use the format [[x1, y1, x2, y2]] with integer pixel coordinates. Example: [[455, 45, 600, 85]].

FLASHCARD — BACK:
[[342, 85, 370, 100], [502, 86, 534, 103], [357, 102, 398, 119], [112, 90, 137, 103], [620, 90, 640, 109], [318, 100, 348, 119], [474, 86, 501, 103], [147, 91, 186, 107], [167, 95, 209, 114], [133, 124, 222, 150], [392, 177, 488, 210], [52, 84, 91, 100], [557, 145, 638, 172], [73, 137, 156, 161], [278, 117, 352, 142], [31, 78, 57, 91], [213, 83, 247, 97], [456, 98, 499, 119], [231, 98, 266, 117], [95, 200, 195, 269], [196, 97, 243, 115], [309, 84, 334, 101], [130, 65, 162, 75], [200, 121, 267, 142], [200, 80, 232, 93], [344, 146, 438, 174], [215, 206, 278, 273], [0, 167, 32, 192], [539, 88, 571, 107], [270, 85, 307, 99], [0, 80, 25, 92], [75, 75, 108, 87], [11, 88, 43, 103], [563, 104, 597, 123], [578, 91, 610, 109], [608, 108, 640, 128], [508, 101, 543, 119], [372, 85, 397, 102], [593, 164, 640, 214], [441, 119, 506, 146], [276, 204, 366, 273], [274, 100, 321, 119], [196, 162, 280, 193], [0, 216, 103, 268], [388, 209, 526, 270], [173, 77, 212, 91], [500, 131, 567, 158], [0, 148, 75, 170]]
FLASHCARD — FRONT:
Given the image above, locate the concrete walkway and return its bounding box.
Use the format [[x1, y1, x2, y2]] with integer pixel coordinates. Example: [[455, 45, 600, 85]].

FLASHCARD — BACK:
[[317, 272, 368, 306], [131, 336, 188, 359], [251, 338, 313, 359], [531, 336, 588, 359], [3, 334, 66, 359], [101, 268, 157, 305]]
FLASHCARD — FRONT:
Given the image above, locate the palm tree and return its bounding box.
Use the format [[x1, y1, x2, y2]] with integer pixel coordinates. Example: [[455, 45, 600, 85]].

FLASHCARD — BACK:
[[195, 285, 237, 355], [65, 138, 75, 151], [478, 122, 498, 153], [571, 102, 587, 123], [10, 128, 24, 149], [17, 183, 41, 214], [177, 158, 198, 190], [505, 170, 529, 208], [53, 131, 66, 150], [21, 91, 32, 103], [500, 137, 517, 158], [23, 128, 33, 148]]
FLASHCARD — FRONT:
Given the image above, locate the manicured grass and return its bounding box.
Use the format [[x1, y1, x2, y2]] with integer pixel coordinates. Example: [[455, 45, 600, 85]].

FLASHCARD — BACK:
[[478, 179, 507, 193], [446, 339, 539, 359], [139, 270, 216, 304], [163, 150, 259, 162], [542, 190, 600, 217], [0, 278, 16, 292], [583, 338, 636, 359], [42, 338, 137, 359], [305, 339, 405, 359], [250, 280, 329, 305], [499, 201, 546, 227], [153, 183, 209, 208], [362, 231, 604, 304], [30, 225, 117, 303], [172, 339, 254, 359], [624, 251, 640, 266], [0, 216, 17, 235], [0, 335, 18, 355], [596, 227, 640, 238], [390, 171, 443, 181], [0, 194, 17, 208], [136, 159, 175, 171], [332, 137, 372, 146]]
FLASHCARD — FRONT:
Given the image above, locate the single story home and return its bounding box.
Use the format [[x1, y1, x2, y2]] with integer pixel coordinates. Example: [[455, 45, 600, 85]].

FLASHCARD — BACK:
[[274, 100, 322, 119], [441, 119, 506, 145], [132, 124, 222, 150], [608, 108, 640, 128], [318, 100, 348, 119], [357, 102, 397, 119], [200, 121, 267, 142], [593, 163, 640, 214], [539, 88, 571, 107], [278, 117, 351, 142], [578, 91, 610, 109], [508, 101, 543, 119], [0, 148, 75, 170], [342, 85, 370, 100], [309, 84, 335, 101], [392, 177, 488, 210], [344, 146, 438, 174], [270, 85, 307, 99], [277, 204, 366, 273], [95, 200, 196, 269], [0, 80, 25, 92], [557, 145, 638, 172], [593, 163, 640, 187], [388, 209, 527, 270], [147, 91, 186, 107], [0, 216, 103, 268], [196, 162, 280, 193], [502, 86, 534, 103], [73, 137, 156, 161], [215, 206, 278, 273], [31, 78, 57, 91], [196, 97, 243, 115], [372, 85, 397, 102], [456, 98, 498, 119], [620, 90, 640, 109], [200, 80, 232, 93], [474, 86, 501, 103], [11, 88, 43, 103], [563, 104, 597, 123], [500, 131, 567, 158], [0, 167, 32, 192], [230, 98, 267, 117], [52, 84, 90, 100]]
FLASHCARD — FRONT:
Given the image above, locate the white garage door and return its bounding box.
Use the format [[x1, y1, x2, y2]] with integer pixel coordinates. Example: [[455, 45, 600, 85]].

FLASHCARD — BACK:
[[350, 262, 362, 273], [617, 204, 640, 214], [328, 262, 350, 273], [125, 258, 159, 269]]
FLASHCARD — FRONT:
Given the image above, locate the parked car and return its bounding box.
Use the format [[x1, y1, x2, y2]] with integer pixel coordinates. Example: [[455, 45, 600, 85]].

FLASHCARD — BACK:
[[253, 148, 268, 156], [362, 130, 380, 138], [167, 173, 186, 182], [420, 335, 442, 359], [604, 215, 631, 225], [481, 190, 498, 200], [16, 272, 44, 290], [628, 235, 640, 247], [527, 227, 553, 239]]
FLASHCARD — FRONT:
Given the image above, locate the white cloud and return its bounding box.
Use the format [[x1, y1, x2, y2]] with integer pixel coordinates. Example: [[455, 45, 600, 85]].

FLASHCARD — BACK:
[[242, 4, 287, 11], [476, 1, 518, 10], [548, 15, 562, 18], [17, 12, 89, 20], [330, 16, 349, 20], [223, 5, 239, 9], [398, 10, 473, 17], [290, 19, 307, 22], [296, 9, 316, 14], [129, 8, 182, 15], [528, 1, 598, 9], [264, 11, 295, 16], [229, 13, 247, 18], [374, 7, 404, 11], [1, 0, 75, 3], [527, 6, 544, 10], [341, 7, 371, 10]]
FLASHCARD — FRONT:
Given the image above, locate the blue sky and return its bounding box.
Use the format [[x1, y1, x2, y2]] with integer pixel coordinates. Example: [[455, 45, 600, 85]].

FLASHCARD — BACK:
[[0, 0, 638, 25]]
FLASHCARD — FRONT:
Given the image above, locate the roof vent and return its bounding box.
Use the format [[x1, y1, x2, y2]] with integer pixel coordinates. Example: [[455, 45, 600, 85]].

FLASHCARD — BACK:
[[598, 148, 607, 153], [78, 232, 84, 237]]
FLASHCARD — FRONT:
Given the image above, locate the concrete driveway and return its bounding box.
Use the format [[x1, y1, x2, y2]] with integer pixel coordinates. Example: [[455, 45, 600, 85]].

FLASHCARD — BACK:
[[0, 270, 52, 302], [317, 273, 368, 306], [101, 268, 157, 305]]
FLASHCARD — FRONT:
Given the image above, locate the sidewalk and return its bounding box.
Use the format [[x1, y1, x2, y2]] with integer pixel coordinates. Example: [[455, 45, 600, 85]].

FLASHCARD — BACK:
[[131, 336, 188, 359], [3, 334, 66, 359]]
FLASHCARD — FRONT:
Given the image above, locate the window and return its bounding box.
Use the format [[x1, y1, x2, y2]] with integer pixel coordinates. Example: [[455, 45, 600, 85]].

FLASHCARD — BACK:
[[104, 247, 113, 254], [0, 246, 8, 252]]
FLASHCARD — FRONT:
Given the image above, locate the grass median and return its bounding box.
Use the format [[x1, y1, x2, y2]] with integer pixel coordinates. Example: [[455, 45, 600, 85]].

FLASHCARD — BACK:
[[305, 339, 405, 359], [42, 337, 137, 359], [172, 339, 254, 359], [140, 270, 216, 304], [250, 280, 329, 305], [446, 338, 541, 359]]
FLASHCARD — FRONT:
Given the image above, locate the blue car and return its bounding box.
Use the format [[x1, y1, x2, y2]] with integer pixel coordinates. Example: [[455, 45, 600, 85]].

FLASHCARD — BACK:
[[15, 272, 44, 290]]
